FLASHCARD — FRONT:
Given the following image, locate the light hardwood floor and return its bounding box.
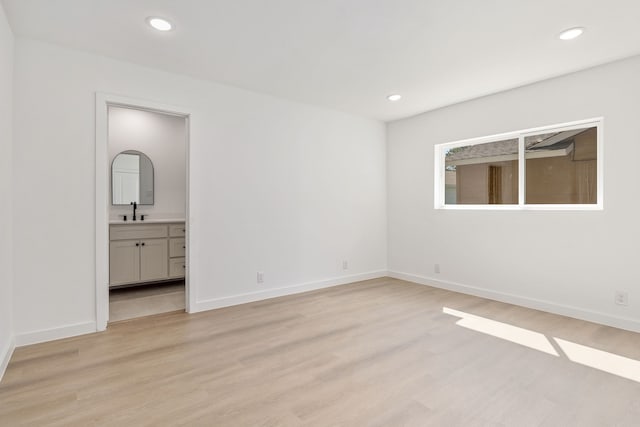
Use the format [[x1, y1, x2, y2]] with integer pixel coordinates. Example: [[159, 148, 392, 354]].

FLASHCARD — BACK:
[[2, 277, 640, 426], [109, 281, 185, 322]]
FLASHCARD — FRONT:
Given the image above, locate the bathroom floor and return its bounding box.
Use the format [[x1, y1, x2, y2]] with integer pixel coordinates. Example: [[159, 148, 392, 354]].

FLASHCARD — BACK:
[[109, 281, 185, 322]]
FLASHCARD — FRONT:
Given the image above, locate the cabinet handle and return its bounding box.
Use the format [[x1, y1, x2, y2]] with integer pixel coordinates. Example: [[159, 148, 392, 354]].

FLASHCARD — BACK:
[[182, 229, 186, 232], [182, 246, 186, 249], [135, 243, 139, 247], [141, 242, 146, 246]]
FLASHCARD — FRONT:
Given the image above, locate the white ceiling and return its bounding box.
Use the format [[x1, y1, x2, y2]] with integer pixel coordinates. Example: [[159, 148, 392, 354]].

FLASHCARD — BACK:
[[3, 0, 640, 121]]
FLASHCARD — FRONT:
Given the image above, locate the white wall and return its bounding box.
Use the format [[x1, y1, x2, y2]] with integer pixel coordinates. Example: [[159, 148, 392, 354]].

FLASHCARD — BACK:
[[388, 55, 640, 331], [108, 106, 186, 220], [12, 39, 387, 341], [0, 2, 14, 377]]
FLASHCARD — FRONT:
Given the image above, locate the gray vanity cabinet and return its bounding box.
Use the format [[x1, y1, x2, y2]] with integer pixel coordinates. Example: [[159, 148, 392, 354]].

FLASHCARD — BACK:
[[168, 224, 186, 279], [139, 239, 169, 282], [109, 222, 185, 287], [109, 240, 141, 285]]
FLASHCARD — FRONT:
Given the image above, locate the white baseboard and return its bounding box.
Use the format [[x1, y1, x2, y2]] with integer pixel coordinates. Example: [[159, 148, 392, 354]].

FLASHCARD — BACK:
[[388, 270, 640, 333], [0, 335, 15, 382], [193, 270, 388, 313], [15, 321, 97, 347]]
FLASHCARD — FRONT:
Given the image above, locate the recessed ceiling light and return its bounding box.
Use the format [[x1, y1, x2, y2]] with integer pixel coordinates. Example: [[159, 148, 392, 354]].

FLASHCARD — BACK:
[[147, 17, 173, 32], [558, 27, 584, 40], [387, 94, 402, 102]]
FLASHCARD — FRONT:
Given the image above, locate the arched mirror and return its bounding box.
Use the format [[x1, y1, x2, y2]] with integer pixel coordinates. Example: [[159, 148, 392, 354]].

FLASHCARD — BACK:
[[111, 150, 154, 205]]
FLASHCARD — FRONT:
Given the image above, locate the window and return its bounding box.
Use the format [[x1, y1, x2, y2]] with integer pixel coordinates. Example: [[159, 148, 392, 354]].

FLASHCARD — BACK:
[[435, 119, 603, 210], [444, 138, 519, 205]]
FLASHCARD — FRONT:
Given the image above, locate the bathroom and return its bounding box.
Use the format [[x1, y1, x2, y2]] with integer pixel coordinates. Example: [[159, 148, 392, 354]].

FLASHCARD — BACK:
[[107, 105, 188, 322]]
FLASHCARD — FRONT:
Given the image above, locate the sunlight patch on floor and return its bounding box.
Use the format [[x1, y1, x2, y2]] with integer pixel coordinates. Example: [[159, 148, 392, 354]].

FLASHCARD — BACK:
[[443, 306, 640, 383], [443, 307, 559, 356], [554, 337, 640, 382]]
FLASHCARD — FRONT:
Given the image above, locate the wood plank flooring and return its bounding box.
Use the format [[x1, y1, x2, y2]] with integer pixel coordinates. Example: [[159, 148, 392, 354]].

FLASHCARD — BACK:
[[109, 281, 185, 322], [2, 277, 640, 426]]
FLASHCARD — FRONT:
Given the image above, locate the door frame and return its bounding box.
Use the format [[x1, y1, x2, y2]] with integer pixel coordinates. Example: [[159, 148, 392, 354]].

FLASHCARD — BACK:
[[95, 93, 193, 331]]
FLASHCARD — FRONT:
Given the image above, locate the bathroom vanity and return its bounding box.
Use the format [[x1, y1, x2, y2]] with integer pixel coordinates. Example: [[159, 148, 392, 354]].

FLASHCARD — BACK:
[[109, 221, 186, 287]]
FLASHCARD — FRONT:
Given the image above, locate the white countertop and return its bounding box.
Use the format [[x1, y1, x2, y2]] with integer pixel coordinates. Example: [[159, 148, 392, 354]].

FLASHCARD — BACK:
[[109, 218, 185, 224]]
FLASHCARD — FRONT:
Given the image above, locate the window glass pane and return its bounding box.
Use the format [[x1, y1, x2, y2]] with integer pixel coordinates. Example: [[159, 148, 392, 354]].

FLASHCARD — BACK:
[[444, 138, 519, 205], [525, 126, 597, 204]]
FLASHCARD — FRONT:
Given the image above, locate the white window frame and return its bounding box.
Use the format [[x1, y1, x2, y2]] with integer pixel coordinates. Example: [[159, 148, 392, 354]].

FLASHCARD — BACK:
[[434, 118, 604, 211]]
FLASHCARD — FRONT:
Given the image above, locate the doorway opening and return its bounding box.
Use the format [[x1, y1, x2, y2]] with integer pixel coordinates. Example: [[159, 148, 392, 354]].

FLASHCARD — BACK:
[[95, 94, 192, 330]]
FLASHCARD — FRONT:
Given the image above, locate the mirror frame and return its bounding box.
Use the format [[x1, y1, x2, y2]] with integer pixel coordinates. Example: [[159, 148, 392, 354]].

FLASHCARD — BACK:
[[111, 150, 155, 206]]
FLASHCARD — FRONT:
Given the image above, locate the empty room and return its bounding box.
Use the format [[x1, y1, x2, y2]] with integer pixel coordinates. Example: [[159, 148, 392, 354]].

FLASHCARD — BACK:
[[1, 1, 639, 426]]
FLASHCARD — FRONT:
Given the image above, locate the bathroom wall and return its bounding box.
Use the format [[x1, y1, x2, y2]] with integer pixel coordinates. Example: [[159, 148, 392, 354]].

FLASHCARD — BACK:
[[108, 106, 187, 221], [0, 2, 14, 377], [12, 39, 387, 342]]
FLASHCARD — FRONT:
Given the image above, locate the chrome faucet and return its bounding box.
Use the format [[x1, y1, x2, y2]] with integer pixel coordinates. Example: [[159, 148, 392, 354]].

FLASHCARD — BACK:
[[130, 201, 137, 221]]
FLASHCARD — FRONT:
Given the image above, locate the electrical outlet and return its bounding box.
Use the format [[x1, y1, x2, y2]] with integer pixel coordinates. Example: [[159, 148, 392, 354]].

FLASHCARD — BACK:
[[342, 260, 348, 270], [434, 263, 440, 274], [615, 291, 628, 306], [257, 272, 264, 284]]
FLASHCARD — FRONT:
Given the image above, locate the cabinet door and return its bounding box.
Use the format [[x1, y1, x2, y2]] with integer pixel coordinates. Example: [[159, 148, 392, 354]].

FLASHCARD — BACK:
[[169, 238, 186, 258], [109, 240, 140, 286], [169, 257, 186, 279], [140, 239, 169, 282]]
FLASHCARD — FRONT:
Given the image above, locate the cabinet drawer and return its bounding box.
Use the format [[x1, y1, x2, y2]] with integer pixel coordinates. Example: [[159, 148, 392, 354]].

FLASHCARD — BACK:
[[110, 224, 168, 240], [169, 224, 186, 237], [169, 257, 186, 278], [169, 238, 186, 258]]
